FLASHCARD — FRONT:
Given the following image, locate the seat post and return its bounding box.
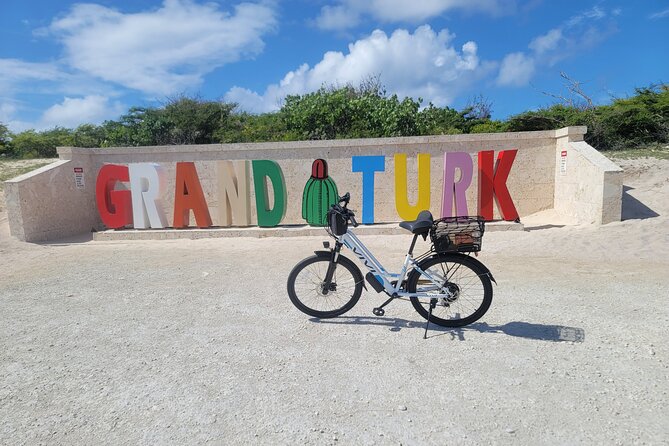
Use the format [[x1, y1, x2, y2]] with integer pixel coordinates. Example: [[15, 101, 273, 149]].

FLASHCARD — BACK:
[[408, 233, 419, 255]]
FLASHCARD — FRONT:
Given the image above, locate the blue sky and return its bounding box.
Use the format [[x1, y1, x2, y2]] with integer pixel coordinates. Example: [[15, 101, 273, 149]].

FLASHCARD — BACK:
[[1, 0, 667, 132]]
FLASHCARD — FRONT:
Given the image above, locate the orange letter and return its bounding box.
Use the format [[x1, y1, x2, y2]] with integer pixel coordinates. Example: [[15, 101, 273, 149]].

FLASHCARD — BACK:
[[173, 162, 212, 228]]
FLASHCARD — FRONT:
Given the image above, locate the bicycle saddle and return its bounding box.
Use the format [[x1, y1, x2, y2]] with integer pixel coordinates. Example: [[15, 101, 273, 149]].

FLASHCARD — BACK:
[[399, 210, 434, 234]]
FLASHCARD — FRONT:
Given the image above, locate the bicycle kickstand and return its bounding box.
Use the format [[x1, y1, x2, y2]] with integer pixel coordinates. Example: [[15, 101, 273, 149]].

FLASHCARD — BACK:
[[423, 298, 438, 339]]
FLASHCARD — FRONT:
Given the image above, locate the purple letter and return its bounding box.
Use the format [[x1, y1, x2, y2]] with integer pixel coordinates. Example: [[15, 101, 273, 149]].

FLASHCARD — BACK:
[[441, 152, 473, 217]]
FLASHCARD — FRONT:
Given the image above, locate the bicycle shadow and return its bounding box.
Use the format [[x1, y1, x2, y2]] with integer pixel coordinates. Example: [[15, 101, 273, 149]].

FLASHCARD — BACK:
[[310, 317, 585, 343]]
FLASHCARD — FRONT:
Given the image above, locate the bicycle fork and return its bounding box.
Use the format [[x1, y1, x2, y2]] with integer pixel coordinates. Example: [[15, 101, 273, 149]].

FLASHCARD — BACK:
[[322, 241, 343, 294]]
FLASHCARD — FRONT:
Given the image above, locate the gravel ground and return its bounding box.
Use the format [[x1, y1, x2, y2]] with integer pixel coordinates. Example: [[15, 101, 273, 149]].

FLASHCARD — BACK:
[[1, 158, 668, 445]]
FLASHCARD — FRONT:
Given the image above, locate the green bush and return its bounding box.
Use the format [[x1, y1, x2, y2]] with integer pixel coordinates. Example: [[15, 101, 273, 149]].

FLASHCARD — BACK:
[[0, 123, 10, 157], [1, 83, 667, 158], [504, 85, 669, 150], [8, 128, 72, 158], [470, 121, 508, 133]]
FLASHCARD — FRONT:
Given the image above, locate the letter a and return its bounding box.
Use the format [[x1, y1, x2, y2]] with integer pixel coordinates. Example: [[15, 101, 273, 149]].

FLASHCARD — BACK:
[[173, 162, 213, 228]]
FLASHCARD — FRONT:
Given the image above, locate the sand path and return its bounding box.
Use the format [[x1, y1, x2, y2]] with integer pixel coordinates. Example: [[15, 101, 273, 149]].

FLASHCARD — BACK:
[[1, 158, 667, 444]]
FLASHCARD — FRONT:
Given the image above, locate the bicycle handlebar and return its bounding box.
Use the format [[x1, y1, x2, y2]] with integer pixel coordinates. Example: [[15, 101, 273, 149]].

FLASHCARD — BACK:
[[331, 193, 358, 228]]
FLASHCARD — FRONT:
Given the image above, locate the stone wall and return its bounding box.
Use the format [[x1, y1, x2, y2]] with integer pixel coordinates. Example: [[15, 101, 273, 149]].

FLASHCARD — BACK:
[[553, 138, 623, 224], [3, 126, 623, 242]]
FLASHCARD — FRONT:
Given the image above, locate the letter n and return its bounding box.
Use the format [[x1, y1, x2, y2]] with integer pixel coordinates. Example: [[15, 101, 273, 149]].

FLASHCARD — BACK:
[[218, 160, 251, 226]]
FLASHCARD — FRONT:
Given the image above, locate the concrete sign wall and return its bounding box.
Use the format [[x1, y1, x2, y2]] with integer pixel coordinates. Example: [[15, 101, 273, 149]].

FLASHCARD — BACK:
[[3, 126, 623, 242]]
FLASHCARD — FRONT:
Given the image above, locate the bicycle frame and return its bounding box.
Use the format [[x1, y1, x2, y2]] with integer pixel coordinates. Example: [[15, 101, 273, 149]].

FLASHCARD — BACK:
[[336, 229, 452, 300]]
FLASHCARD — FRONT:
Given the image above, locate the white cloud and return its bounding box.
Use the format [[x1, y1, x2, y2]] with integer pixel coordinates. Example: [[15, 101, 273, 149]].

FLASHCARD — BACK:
[[1, 96, 124, 132], [316, 5, 362, 30], [226, 26, 489, 113], [315, 0, 509, 30], [496, 52, 535, 87], [528, 28, 562, 55], [46, 0, 277, 95], [497, 6, 617, 87], [649, 8, 669, 19], [39, 95, 124, 129], [0, 101, 19, 126], [0, 59, 66, 95]]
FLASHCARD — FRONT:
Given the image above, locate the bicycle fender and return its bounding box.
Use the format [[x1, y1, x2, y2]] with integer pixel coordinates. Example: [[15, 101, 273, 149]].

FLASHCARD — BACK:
[[433, 253, 497, 285], [312, 251, 367, 290]]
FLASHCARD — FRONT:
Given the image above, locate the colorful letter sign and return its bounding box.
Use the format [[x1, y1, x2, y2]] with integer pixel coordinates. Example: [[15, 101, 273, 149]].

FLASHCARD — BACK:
[[218, 160, 251, 227], [95, 164, 132, 229], [129, 163, 168, 229], [173, 162, 213, 228], [352, 156, 385, 224], [94, 150, 520, 230], [478, 149, 519, 221], [252, 160, 287, 227], [395, 153, 431, 221], [441, 152, 473, 218]]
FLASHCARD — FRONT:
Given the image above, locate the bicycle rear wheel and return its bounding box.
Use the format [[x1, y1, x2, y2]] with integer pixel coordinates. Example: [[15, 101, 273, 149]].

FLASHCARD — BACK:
[[287, 253, 363, 318], [407, 254, 493, 327]]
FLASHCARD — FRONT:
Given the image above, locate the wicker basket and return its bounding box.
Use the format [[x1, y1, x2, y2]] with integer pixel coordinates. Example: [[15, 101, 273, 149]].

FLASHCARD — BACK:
[[430, 217, 485, 253]]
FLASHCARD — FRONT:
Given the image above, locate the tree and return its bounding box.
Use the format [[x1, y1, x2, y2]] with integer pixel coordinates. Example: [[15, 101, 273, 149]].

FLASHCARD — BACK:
[[162, 96, 236, 145], [9, 127, 72, 158], [0, 122, 10, 156], [72, 124, 106, 148]]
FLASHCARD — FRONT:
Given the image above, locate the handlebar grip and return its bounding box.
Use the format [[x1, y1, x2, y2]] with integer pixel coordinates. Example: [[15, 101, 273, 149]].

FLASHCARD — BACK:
[[339, 192, 350, 205], [350, 215, 359, 227]]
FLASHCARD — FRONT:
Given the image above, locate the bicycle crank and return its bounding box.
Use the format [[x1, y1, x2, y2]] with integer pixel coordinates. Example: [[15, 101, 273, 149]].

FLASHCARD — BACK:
[[372, 295, 397, 317]]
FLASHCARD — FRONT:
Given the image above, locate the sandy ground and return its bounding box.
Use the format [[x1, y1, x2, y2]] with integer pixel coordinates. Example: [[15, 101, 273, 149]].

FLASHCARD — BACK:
[[0, 159, 55, 212], [1, 158, 668, 445]]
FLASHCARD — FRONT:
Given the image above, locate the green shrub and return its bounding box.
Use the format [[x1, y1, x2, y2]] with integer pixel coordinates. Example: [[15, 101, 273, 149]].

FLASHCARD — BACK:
[[470, 121, 508, 133], [8, 128, 72, 158]]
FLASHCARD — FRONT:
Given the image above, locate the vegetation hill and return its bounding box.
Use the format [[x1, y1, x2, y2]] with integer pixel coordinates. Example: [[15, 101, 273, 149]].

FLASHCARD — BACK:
[[1, 81, 667, 159]]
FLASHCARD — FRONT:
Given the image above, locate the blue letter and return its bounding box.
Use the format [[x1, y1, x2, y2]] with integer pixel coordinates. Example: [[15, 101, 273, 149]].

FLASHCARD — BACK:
[[352, 156, 385, 224]]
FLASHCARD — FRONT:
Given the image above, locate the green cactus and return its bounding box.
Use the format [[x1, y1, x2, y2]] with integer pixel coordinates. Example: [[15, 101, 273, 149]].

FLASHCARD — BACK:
[[302, 159, 338, 226]]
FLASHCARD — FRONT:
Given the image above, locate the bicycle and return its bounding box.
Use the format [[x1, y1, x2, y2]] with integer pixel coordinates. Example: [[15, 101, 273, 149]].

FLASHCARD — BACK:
[[286, 193, 496, 338]]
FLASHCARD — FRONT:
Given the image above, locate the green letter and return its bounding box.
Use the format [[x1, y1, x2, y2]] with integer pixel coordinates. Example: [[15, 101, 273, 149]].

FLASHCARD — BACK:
[[252, 160, 287, 227]]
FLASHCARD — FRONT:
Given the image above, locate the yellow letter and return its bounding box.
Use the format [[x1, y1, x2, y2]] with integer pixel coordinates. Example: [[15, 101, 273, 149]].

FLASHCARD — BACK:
[[394, 153, 431, 220]]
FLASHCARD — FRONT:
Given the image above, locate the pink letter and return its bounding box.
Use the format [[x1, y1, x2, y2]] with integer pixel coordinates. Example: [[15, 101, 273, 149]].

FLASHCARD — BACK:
[[441, 152, 473, 217]]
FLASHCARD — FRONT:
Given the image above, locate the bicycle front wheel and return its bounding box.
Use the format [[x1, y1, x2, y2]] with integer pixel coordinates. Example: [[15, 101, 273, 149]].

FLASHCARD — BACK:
[[287, 254, 363, 318], [407, 254, 493, 327]]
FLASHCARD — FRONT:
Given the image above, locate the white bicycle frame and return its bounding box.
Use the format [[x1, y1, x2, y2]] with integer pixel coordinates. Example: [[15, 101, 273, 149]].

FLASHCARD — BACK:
[[337, 229, 452, 300]]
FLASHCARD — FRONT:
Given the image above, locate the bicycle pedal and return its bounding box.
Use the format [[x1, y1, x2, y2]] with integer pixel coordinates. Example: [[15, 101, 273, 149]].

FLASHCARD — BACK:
[[372, 308, 385, 316]]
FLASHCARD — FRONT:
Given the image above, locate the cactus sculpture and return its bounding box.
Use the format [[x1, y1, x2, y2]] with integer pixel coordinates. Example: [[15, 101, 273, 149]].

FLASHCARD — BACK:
[[302, 159, 339, 226]]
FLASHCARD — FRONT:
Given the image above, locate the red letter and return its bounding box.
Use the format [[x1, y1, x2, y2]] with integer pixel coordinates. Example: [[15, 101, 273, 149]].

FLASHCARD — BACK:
[[173, 162, 212, 228], [95, 164, 132, 228], [477, 150, 519, 221]]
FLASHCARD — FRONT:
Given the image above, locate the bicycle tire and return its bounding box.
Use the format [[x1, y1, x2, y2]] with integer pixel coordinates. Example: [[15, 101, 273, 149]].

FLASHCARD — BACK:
[[407, 254, 493, 327], [287, 253, 363, 318]]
